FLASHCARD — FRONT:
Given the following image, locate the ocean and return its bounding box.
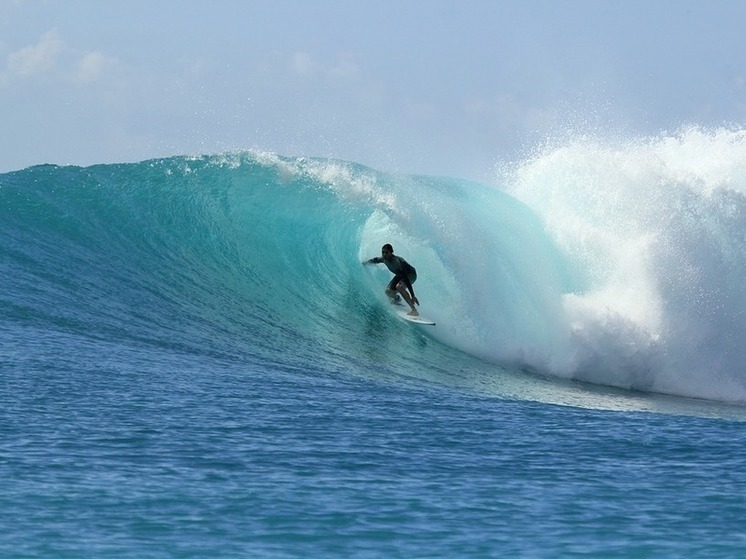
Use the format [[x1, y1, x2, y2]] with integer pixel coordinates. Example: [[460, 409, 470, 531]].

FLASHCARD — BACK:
[[2, 128, 746, 557]]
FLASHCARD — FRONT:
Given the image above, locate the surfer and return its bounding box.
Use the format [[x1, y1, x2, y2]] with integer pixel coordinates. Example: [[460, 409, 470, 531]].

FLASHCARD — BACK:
[[364, 243, 420, 316]]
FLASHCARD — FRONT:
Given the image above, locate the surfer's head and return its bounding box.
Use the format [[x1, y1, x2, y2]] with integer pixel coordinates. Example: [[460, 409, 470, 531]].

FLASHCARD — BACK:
[[381, 243, 394, 259]]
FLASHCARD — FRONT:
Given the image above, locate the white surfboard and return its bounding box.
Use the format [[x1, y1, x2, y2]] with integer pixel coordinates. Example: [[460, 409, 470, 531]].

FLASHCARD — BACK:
[[394, 307, 436, 326]]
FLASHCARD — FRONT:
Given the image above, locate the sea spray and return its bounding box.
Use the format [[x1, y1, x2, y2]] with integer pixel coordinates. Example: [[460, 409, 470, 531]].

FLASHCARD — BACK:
[[500, 127, 746, 400]]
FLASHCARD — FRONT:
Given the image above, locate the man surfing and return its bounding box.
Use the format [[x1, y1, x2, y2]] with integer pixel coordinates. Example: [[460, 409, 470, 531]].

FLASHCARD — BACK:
[[364, 243, 420, 316]]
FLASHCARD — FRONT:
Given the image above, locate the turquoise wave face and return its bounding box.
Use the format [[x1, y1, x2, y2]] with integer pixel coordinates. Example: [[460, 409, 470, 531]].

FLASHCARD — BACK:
[[0, 153, 566, 390], [0, 155, 371, 369], [3, 146, 746, 404]]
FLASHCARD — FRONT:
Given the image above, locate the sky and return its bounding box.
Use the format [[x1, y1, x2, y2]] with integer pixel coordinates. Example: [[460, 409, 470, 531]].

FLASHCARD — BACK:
[[2, 0, 746, 182]]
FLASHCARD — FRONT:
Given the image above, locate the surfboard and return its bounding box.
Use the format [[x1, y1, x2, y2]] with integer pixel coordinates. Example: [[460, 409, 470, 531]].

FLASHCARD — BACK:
[[394, 307, 436, 326], [388, 297, 436, 325]]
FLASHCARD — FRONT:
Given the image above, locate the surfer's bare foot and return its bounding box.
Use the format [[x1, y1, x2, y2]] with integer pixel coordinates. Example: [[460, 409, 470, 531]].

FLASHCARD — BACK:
[[408, 309, 419, 316]]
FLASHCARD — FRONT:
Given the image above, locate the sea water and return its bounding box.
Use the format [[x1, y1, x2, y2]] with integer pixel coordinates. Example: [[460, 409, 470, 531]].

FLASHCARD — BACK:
[[2, 129, 746, 557]]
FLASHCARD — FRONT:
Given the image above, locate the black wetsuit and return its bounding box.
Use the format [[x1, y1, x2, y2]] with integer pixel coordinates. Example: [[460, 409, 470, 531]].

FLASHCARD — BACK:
[[367, 255, 417, 293]]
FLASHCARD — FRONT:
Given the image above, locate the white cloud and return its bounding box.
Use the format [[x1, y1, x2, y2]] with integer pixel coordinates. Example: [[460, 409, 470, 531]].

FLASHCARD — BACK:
[[2, 29, 117, 87], [329, 52, 360, 79], [464, 94, 559, 134], [6, 29, 62, 77], [291, 52, 317, 76], [290, 51, 361, 80], [73, 51, 110, 84]]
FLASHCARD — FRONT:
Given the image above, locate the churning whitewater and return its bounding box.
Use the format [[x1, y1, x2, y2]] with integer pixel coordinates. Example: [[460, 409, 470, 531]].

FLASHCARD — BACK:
[[2, 126, 746, 404]]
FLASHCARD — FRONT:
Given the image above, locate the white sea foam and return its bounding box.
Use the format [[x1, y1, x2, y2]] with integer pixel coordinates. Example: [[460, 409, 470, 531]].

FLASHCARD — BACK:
[[497, 127, 746, 401]]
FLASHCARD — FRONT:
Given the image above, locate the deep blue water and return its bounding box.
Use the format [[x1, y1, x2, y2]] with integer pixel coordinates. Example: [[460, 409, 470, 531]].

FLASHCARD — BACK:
[[2, 150, 746, 557]]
